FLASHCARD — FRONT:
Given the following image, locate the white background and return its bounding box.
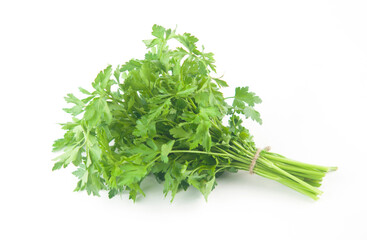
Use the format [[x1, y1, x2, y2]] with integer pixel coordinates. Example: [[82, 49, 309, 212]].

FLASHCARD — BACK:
[[1, 0, 366, 239]]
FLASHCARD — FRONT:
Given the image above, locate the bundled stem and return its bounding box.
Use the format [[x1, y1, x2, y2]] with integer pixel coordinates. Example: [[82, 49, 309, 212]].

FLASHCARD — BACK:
[[171, 139, 336, 200], [211, 140, 335, 199]]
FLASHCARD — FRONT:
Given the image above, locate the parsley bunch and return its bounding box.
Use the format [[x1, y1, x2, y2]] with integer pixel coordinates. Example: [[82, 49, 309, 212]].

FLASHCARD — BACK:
[[52, 25, 336, 201]]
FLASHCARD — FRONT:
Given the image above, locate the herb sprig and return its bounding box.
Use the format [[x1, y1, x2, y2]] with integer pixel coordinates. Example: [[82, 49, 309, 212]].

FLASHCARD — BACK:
[[52, 25, 337, 201]]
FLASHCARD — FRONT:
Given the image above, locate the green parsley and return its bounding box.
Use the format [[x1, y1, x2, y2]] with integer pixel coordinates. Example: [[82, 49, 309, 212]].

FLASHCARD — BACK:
[[52, 25, 337, 201]]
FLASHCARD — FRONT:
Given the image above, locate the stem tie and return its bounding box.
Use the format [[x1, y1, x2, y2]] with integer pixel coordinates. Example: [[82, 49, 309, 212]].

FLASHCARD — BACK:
[[249, 146, 271, 174]]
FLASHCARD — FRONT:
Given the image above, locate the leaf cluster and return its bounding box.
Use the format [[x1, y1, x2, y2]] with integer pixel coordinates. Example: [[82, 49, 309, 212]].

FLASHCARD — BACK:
[[52, 25, 262, 201]]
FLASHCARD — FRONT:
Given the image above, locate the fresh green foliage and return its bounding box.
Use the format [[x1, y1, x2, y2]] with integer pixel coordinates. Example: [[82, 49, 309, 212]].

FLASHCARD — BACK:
[[52, 25, 337, 202]]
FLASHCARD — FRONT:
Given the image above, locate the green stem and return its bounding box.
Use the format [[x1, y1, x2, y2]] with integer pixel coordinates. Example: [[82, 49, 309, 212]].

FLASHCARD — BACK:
[[170, 150, 227, 157], [258, 157, 323, 195], [273, 162, 326, 177], [263, 153, 331, 172]]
